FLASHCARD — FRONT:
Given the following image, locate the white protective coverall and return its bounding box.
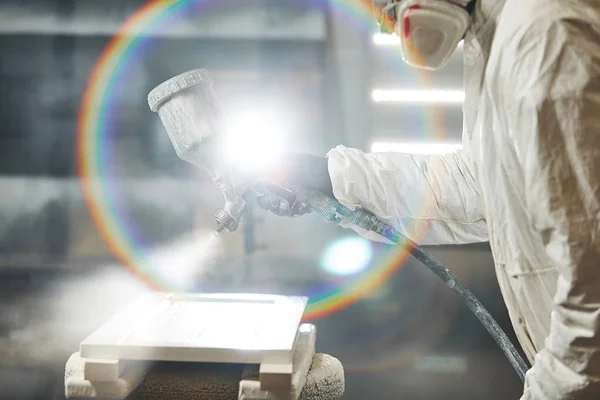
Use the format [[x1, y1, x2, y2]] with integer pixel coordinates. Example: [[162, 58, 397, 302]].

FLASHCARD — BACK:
[[327, 0, 600, 398]]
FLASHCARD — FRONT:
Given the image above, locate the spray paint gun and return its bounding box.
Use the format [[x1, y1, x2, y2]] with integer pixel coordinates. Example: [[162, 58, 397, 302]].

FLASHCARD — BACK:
[[147, 68, 330, 236], [148, 69, 248, 236], [148, 68, 333, 235]]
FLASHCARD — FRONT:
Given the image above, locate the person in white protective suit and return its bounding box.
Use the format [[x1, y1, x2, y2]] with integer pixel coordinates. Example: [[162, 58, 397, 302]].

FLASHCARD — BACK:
[[244, 0, 600, 398]]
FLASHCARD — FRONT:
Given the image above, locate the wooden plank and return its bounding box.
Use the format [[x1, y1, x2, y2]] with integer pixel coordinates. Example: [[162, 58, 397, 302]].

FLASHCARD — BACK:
[[83, 358, 123, 382], [259, 362, 294, 392]]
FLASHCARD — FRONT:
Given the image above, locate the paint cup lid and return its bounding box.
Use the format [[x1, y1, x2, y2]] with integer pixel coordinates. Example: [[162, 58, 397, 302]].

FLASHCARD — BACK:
[[147, 68, 214, 112]]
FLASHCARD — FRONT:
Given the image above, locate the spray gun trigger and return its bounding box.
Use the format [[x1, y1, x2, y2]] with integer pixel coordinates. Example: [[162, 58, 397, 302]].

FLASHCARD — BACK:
[[249, 181, 313, 217]]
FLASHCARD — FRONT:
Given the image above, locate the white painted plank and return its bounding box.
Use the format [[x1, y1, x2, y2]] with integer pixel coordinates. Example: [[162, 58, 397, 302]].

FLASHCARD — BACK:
[[83, 358, 123, 382], [259, 363, 294, 392], [80, 292, 307, 365], [65, 352, 148, 399], [241, 324, 317, 399]]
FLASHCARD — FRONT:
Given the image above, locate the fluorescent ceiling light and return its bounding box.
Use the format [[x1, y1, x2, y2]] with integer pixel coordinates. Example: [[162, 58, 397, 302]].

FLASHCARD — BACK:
[[373, 33, 464, 49], [372, 89, 465, 103], [373, 32, 401, 46], [371, 142, 462, 154]]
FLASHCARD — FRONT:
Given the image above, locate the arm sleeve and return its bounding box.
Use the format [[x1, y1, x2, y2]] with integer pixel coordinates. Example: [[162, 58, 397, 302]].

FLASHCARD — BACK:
[[326, 145, 488, 245], [513, 19, 600, 400]]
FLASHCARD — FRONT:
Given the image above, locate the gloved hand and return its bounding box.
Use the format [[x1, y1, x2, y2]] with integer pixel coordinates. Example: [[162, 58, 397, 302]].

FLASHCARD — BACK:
[[233, 153, 333, 217]]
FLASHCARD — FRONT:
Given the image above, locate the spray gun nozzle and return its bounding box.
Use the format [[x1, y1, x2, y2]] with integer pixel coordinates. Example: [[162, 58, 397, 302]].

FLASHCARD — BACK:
[[212, 224, 225, 238], [212, 187, 251, 235]]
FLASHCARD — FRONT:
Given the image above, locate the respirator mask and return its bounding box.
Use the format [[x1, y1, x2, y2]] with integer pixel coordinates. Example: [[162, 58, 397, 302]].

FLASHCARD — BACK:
[[375, 0, 471, 70]]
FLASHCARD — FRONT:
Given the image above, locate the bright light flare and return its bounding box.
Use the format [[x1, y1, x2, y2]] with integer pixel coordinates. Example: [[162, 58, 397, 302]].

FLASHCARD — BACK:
[[222, 107, 287, 173], [371, 142, 462, 154], [320, 237, 373, 276], [372, 89, 465, 103]]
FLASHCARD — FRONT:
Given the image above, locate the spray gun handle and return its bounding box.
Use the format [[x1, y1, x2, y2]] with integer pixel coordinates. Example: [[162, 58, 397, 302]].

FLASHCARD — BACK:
[[248, 181, 312, 217], [250, 181, 297, 205]]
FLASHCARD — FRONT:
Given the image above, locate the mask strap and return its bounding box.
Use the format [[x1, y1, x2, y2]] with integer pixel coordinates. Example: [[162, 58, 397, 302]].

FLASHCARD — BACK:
[[464, 0, 476, 15]]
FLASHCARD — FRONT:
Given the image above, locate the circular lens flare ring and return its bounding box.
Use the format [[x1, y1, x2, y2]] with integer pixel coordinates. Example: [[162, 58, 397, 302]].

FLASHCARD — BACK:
[[77, 0, 442, 320]]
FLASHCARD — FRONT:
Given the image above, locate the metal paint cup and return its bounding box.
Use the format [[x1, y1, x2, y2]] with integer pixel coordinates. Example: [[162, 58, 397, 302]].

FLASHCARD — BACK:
[[147, 68, 223, 170]]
